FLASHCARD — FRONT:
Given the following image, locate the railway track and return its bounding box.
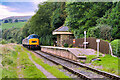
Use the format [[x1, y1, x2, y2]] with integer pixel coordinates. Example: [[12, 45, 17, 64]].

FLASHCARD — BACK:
[[31, 50, 120, 80]]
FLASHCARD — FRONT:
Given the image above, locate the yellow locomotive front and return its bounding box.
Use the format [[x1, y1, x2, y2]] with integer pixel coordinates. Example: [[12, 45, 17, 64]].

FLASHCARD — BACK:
[[22, 34, 40, 49], [29, 38, 39, 46]]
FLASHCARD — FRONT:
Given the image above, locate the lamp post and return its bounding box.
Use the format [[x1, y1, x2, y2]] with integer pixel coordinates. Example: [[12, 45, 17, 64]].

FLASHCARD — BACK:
[[96, 39, 100, 57], [84, 31, 86, 49]]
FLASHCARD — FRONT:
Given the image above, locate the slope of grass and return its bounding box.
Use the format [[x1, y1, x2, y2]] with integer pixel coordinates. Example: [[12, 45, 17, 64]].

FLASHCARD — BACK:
[[89, 54, 119, 75], [1, 22, 26, 29]]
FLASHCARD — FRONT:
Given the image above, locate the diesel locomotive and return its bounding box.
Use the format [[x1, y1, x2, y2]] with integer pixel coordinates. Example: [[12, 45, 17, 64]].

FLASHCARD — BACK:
[[22, 34, 40, 49]]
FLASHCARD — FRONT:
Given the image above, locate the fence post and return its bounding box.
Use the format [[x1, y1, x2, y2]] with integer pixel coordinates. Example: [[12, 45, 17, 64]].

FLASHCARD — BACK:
[[96, 39, 100, 57]]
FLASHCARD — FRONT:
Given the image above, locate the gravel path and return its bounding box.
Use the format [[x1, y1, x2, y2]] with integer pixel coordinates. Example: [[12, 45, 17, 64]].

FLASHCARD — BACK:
[[27, 53, 58, 79]]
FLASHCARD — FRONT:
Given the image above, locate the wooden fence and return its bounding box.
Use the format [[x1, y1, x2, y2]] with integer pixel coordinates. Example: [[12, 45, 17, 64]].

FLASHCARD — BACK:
[[63, 37, 110, 54]]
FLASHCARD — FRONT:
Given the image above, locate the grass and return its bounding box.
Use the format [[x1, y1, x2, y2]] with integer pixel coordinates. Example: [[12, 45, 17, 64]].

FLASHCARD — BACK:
[[86, 54, 119, 76], [16, 45, 46, 78], [85, 55, 97, 63], [0, 22, 26, 30], [92, 55, 119, 75], [22, 47, 70, 79], [1, 44, 47, 78], [2, 50, 18, 78]]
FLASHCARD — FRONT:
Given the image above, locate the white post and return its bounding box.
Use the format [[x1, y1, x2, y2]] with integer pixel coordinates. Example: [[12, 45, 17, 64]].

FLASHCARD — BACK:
[[96, 39, 100, 57], [84, 31, 86, 49]]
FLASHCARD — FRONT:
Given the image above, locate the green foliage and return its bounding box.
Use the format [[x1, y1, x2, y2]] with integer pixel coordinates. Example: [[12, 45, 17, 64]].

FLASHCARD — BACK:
[[64, 2, 119, 40], [14, 19, 18, 22], [1, 22, 25, 30], [2, 28, 23, 44], [111, 39, 120, 57], [0, 39, 8, 44], [8, 19, 13, 23], [97, 2, 120, 39], [50, 2, 66, 29], [64, 43, 68, 47], [4, 20, 8, 23], [87, 24, 112, 40], [69, 44, 73, 48], [9, 39, 15, 43]]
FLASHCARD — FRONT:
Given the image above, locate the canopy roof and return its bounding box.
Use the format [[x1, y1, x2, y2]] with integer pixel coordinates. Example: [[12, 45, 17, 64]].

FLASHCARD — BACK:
[[52, 26, 73, 35]]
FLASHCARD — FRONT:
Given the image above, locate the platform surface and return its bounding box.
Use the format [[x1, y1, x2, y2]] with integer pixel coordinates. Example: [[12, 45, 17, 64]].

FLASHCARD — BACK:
[[41, 46, 97, 57]]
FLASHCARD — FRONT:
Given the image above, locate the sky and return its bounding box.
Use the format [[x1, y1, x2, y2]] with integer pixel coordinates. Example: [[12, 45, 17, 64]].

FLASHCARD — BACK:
[[0, 0, 47, 19]]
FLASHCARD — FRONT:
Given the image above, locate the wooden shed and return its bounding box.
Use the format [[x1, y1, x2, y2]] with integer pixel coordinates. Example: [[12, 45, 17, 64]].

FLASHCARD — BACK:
[[52, 26, 74, 46]]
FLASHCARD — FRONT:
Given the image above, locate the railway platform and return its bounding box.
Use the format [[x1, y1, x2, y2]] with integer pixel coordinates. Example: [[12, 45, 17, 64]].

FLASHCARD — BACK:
[[41, 46, 97, 61]]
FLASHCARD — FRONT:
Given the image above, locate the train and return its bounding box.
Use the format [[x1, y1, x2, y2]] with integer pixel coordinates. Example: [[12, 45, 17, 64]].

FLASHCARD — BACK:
[[22, 34, 40, 49]]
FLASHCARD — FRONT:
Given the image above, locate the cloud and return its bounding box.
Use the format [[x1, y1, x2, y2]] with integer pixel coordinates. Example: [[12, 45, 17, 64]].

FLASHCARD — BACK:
[[0, 4, 35, 19], [32, 0, 47, 9]]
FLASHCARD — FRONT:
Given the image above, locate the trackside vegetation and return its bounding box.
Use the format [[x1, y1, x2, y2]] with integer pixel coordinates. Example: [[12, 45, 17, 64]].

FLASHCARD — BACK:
[[16, 45, 46, 78], [22, 47, 71, 79], [86, 54, 120, 76], [1, 44, 47, 78]]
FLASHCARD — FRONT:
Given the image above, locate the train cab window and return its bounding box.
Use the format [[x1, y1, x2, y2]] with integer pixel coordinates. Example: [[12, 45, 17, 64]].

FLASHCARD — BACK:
[[33, 35, 39, 38]]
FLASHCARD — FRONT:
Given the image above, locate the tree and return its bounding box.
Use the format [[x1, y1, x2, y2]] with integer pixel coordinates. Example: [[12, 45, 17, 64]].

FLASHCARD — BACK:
[[8, 19, 13, 23], [14, 19, 18, 22], [87, 24, 112, 40], [50, 2, 66, 29], [97, 2, 120, 39], [4, 20, 8, 23], [64, 2, 113, 38]]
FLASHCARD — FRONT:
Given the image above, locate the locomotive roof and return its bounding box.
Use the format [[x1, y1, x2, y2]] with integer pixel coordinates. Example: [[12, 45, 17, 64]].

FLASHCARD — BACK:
[[27, 34, 39, 39]]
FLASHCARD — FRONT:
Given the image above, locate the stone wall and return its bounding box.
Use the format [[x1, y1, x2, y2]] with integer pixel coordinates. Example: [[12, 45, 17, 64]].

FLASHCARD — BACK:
[[41, 46, 78, 61], [57, 34, 74, 46]]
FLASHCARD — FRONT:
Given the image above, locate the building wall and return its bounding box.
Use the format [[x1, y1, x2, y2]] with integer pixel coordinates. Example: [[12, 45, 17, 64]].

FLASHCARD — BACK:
[[57, 34, 74, 46], [57, 35, 60, 46]]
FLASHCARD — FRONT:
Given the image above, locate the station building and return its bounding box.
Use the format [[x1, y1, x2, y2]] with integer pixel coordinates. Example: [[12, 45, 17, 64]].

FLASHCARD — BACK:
[[52, 26, 74, 46]]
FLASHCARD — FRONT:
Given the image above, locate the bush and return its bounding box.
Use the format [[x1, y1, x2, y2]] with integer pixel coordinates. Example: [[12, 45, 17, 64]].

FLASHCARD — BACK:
[[69, 44, 73, 48], [63, 43, 68, 47], [111, 39, 120, 57], [0, 39, 8, 44], [9, 39, 15, 43]]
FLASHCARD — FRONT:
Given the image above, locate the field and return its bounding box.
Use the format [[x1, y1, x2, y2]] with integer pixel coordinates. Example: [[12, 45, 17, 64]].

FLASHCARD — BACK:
[[0, 22, 26, 29]]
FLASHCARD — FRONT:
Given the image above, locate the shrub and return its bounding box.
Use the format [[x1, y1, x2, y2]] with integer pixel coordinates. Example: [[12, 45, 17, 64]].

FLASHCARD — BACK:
[[0, 39, 8, 44], [9, 39, 15, 43], [63, 43, 68, 47], [111, 39, 120, 57], [69, 44, 73, 48]]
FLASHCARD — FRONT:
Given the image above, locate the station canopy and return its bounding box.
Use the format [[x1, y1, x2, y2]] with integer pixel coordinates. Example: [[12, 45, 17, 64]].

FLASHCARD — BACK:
[[52, 26, 73, 35]]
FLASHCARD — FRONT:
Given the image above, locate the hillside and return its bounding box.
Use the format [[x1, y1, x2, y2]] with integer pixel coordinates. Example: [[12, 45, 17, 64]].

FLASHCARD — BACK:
[[1, 22, 26, 30], [2, 16, 32, 21]]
